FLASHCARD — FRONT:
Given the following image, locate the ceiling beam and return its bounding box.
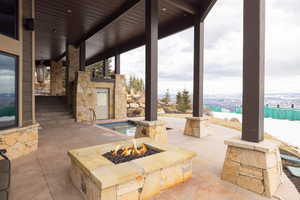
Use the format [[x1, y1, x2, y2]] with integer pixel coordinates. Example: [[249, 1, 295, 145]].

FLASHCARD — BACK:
[[163, 0, 200, 15], [201, 0, 218, 21], [74, 0, 142, 47], [86, 0, 217, 65], [54, 0, 142, 63], [36, 60, 67, 66]]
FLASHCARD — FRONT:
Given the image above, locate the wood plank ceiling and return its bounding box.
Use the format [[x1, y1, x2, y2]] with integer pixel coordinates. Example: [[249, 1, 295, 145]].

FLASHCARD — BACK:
[[35, 0, 216, 64]]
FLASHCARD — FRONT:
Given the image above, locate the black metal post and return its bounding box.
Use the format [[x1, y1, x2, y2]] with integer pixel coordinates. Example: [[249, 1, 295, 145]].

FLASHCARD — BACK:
[[115, 54, 120, 74], [145, 0, 158, 121], [242, 0, 265, 142], [193, 17, 204, 117], [79, 41, 86, 71], [103, 59, 109, 78]]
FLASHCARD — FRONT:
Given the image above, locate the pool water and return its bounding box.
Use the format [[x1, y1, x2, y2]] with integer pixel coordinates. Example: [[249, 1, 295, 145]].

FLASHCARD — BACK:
[[99, 121, 136, 137]]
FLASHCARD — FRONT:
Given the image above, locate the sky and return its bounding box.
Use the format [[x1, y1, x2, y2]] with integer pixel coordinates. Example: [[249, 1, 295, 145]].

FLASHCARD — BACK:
[[120, 0, 300, 95]]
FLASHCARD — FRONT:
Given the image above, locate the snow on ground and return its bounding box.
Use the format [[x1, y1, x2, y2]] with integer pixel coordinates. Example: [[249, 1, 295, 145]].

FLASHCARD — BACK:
[[213, 112, 300, 149]]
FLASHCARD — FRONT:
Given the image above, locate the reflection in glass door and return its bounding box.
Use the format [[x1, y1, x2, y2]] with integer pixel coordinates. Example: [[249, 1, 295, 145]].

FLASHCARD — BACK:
[[0, 52, 18, 129]]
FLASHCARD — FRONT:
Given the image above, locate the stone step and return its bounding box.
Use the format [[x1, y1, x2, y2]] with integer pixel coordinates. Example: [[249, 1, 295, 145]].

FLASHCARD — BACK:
[[37, 114, 73, 122], [36, 107, 71, 112], [36, 111, 72, 118], [35, 96, 74, 129], [36, 98, 66, 104], [38, 118, 76, 128], [36, 103, 69, 107]]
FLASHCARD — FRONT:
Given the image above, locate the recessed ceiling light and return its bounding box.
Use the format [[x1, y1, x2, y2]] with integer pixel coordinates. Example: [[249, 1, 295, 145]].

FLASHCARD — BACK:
[[162, 8, 167, 12], [67, 9, 72, 13]]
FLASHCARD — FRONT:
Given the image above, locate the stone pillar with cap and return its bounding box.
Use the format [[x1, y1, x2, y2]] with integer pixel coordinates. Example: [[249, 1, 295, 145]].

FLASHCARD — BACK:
[[184, 117, 210, 138], [183, 15, 210, 138], [221, 0, 283, 197]]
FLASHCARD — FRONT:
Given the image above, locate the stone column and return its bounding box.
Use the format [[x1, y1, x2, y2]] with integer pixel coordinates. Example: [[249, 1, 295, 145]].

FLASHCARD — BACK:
[[50, 60, 65, 96], [135, 120, 168, 145], [136, 0, 167, 145], [66, 44, 80, 109], [114, 74, 127, 119], [75, 71, 96, 122], [222, 1, 282, 197], [184, 16, 208, 138], [221, 137, 283, 197]]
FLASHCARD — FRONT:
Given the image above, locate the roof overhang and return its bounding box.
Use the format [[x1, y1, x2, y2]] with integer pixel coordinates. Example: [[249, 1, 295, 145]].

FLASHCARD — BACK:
[[35, 0, 217, 65]]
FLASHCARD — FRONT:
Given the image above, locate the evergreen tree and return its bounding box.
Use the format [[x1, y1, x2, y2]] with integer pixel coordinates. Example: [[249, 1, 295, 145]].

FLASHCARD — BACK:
[[176, 89, 191, 113], [125, 75, 145, 94], [181, 89, 191, 112], [161, 89, 171, 105], [176, 91, 183, 112], [85, 59, 113, 78]]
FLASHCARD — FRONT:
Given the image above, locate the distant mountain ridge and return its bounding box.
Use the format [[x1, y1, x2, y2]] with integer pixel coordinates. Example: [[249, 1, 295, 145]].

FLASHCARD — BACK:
[[158, 92, 300, 110]]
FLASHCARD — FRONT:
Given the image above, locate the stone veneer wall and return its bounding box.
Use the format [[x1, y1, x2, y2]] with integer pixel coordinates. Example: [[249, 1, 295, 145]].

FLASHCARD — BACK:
[[221, 139, 283, 197], [75, 72, 127, 122], [0, 124, 39, 160], [135, 120, 168, 144], [114, 74, 127, 119], [184, 117, 210, 138], [67, 45, 80, 106], [50, 60, 65, 96]]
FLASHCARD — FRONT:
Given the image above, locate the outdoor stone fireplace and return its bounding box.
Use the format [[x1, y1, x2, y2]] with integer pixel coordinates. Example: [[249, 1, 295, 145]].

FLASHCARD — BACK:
[[68, 138, 196, 200]]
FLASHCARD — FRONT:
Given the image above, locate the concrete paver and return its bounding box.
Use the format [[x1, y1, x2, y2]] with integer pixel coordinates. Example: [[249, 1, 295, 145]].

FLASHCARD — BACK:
[[9, 117, 300, 200]]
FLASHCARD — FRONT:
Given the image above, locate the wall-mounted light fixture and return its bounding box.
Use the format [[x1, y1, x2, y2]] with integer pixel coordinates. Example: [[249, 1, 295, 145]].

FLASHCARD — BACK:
[[36, 61, 46, 83]]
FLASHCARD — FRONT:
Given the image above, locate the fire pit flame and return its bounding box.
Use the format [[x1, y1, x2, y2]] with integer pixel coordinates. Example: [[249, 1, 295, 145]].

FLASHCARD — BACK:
[[112, 140, 148, 157], [103, 140, 162, 164], [112, 145, 120, 156]]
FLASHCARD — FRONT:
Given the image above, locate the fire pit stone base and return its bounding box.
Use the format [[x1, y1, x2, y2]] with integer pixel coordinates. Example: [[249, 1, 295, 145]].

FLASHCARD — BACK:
[[68, 138, 196, 200]]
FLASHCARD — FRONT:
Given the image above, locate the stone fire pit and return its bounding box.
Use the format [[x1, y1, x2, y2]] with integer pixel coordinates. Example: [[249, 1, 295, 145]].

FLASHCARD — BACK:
[[68, 138, 196, 200]]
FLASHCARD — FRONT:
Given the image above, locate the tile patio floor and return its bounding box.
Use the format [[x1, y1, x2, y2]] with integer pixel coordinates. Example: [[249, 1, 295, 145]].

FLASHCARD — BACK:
[[10, 117, 300, 200]]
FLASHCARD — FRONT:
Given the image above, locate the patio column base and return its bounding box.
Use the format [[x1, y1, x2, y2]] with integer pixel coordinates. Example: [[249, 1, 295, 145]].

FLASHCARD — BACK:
[[184, 117, 209, 138], [134, 120, 168, 144], [221, 137, 283, 197]]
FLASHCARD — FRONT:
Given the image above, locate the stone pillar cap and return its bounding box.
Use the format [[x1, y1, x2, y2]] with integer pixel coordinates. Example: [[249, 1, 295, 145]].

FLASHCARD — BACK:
[[224, 136, 280, 153], [0, 123, 40, 136]]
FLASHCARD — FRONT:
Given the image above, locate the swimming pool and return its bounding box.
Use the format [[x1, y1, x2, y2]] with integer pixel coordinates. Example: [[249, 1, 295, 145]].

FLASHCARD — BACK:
[[99, 121, 136, 137]]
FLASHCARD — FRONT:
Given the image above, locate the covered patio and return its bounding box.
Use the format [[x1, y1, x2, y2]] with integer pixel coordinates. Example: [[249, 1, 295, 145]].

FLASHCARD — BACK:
[[1, 0, 299, 199], [10, 118, 299, 200]]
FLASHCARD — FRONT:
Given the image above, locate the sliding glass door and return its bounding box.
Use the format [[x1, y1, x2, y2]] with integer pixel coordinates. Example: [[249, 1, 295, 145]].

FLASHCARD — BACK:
[[0, 52, 18, 129]]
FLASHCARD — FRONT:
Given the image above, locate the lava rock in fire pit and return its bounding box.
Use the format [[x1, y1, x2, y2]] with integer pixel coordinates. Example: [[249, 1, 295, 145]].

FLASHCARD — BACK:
[[103, 144, 162, 164]]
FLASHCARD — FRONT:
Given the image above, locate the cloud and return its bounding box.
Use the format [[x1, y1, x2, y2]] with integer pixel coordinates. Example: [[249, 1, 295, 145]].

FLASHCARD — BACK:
[[122, 0, 300, 94]]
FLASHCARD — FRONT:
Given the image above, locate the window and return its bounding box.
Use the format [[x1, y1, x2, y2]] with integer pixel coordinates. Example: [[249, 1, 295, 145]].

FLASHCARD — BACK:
[[0, 0, 18, 39], [0, 52, 18, 129]]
